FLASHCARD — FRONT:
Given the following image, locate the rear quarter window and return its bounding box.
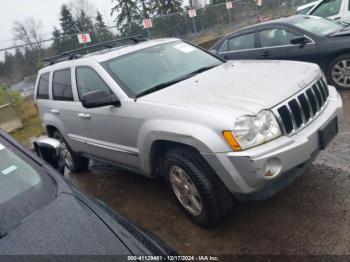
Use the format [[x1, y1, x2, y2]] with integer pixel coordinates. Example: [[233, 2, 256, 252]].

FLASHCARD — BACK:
[[36, 73, 50, 100], [52, 69, 74, 101]]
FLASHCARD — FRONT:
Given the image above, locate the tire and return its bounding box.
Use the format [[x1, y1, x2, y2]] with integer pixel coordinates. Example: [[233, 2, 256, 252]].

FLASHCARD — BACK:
[[327, 54, 350, 90], [52, 131, 89, 173], [163, 147, 233, 228]]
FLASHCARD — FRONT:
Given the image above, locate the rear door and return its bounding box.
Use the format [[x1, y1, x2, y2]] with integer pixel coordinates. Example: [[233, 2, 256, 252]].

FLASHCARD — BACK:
[[218, 31, 258, 60], [256, 26, 319, 64], [49, 68, 88, 154]]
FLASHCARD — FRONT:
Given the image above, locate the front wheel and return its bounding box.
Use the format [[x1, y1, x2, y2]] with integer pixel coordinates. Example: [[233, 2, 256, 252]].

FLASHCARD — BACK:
[[327, 55, 350, 90], [163, 148, 233, 227], [52, 131, 89, 173]]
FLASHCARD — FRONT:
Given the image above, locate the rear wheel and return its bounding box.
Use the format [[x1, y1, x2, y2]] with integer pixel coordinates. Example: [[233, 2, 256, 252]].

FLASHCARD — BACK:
[[52, 131, 89, 172], [327, 55, 350, 90], [163, 147, 233, 227]]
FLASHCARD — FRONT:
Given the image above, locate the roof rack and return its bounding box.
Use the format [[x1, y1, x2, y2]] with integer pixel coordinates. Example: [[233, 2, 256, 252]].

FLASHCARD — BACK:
[[44, 35, 148, 65]]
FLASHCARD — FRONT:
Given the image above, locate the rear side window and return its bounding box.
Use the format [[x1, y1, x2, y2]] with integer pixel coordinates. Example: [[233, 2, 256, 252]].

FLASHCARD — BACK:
[[36, 73, 50, 99], [76, 67, 113, 99], [52, 69, 74, 101]]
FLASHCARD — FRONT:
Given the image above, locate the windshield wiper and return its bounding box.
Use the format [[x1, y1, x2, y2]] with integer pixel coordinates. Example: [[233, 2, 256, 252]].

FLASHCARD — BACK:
[[135, 64, 219, 98], [135, 76, 189, 98], [186, 64, 218, 75]]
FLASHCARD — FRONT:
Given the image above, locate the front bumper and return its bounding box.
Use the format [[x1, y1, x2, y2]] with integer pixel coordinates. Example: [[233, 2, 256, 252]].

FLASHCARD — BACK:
[[201, 86, 342, 197]]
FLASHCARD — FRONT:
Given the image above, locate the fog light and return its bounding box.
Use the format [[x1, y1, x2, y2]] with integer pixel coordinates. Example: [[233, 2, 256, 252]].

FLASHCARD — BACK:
[[263, 158, 282, 178]]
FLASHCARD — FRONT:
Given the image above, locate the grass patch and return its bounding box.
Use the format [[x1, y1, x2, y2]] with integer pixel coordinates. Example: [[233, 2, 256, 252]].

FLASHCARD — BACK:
[[10, 115, 45, 147]]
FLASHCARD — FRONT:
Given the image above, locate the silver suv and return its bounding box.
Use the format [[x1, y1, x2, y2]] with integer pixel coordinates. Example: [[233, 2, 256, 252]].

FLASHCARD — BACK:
[[34, 37, 342, 227]]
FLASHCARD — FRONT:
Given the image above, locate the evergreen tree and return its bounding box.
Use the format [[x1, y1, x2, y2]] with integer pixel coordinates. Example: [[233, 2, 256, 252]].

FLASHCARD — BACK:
[[24, 47, 38, 75], [140, 0, 150, 18], [14, 48, 25, 79], [95, 12, 113, 41], [151, 0, 183, 16], [76, 10, 94, 33], [59, 5, 78, 35], [58, 5, 79, 52], [52, 27, 62, 52], [4, 52, 14, 79], [111, 0, 143, 36]]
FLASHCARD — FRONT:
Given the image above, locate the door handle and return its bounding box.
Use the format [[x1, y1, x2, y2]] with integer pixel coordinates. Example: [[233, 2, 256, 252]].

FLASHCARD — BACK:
[[260, 51, 270, 57], [78, 113, 91, 119], [50, 109, 60, 115], [223, 54, 229, 59]]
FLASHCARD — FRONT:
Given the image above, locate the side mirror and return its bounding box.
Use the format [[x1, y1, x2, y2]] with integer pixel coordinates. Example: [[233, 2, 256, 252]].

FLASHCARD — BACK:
[[290, 36, 311, 47], [33, 137, 65, 174], [81, 90, 121, 109], [209, 49, 218, 55]]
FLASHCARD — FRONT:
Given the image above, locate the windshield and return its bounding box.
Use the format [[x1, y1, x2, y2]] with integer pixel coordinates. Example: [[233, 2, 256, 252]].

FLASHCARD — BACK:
[[310, 0, 342, 18], [291, 16, 343, 36], [0, 138, 57, 236], [102, 41, 222, 97]]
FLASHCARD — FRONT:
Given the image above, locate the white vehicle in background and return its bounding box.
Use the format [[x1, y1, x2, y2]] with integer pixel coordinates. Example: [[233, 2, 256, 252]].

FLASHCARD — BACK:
[[296, 0, 320, 14], [308, 0, 350, 24]]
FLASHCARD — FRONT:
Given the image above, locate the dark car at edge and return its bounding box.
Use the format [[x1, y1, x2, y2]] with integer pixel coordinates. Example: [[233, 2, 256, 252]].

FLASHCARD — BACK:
[[0, 129, 175, 256], [210, 15, 350, 90]]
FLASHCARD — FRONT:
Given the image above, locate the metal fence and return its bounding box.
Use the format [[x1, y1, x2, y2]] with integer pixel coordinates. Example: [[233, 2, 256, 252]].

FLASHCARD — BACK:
[[0, 0, 299, 96]]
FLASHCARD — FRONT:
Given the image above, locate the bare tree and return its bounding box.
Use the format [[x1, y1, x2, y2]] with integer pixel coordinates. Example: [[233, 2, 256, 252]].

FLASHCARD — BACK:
[[12, 17, 43, 51]]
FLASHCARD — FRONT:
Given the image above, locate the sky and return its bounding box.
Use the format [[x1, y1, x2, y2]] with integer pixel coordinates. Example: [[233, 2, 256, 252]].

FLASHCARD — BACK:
[[0, 0, 115, 49]]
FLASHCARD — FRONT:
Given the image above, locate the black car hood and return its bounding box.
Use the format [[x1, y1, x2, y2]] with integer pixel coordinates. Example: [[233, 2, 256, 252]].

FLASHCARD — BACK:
[[0, 193, 131, 255]]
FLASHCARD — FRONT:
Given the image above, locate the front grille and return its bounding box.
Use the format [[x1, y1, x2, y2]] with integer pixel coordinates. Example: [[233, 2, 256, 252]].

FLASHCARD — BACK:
[[275, 78, 329, 135]]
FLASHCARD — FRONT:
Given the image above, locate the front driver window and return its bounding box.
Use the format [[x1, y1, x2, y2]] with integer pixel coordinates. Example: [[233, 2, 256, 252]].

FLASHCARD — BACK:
[[311, 0, 342, 17], [76, 67, 113, 99], [260, 29, 299, 47], [227, 33, 255, 52]]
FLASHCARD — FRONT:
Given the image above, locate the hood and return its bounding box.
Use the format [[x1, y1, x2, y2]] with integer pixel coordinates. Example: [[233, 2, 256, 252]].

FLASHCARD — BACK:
[[0, 194, 131, 255], [141, 60, 321, 115]]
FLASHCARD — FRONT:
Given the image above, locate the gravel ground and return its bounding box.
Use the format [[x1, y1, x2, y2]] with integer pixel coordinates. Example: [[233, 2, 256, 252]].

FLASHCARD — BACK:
[[67, 91, 350, 255]]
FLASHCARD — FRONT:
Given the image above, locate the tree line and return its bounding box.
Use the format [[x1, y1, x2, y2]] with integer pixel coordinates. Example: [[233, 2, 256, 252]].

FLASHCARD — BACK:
[[1, 0, 283, 85]]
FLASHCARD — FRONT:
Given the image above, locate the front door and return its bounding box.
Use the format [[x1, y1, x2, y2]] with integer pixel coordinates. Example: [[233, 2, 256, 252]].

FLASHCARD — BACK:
[[257, 27, 319, 64], [75, 66, 139, 169]]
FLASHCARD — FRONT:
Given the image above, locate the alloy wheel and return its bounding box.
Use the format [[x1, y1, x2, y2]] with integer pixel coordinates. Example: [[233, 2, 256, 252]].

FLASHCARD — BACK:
[[169, 165, 203, 216], [331, 59, 350, 89]]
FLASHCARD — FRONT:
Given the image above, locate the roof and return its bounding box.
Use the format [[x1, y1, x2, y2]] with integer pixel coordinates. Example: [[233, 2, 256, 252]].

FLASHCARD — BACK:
[[91, 38, 178, 63], [43, 37, 179, 67], [230, 15, 306, 33]]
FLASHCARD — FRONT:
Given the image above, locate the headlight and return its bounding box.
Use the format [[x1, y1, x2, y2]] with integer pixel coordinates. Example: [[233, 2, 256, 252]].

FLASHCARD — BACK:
[[223, 110, 282, 151]]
